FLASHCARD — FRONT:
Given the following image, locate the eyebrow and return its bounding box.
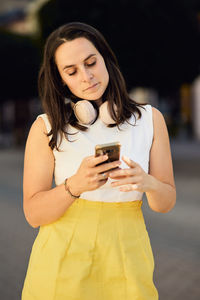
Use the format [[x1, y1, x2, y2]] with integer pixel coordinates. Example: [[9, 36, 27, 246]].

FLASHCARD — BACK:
[[62, 54, 96, 70]]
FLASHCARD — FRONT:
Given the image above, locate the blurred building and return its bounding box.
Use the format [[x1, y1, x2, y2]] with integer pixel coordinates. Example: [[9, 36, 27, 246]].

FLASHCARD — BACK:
[[0, 0, 30, 14], [0, 0, 200, 145], [192, 76, 200, 141], [0, 0, 48, 35], [0, 0, 47, 147], [129, 87, 174, 131], [130, 84, 200, 142], [129, 87, 159, 108]]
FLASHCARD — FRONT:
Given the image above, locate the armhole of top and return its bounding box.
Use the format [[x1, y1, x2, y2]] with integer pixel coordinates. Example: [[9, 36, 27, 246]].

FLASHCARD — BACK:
[[36, 114, 52, 142], [145, 104, 154, 149]]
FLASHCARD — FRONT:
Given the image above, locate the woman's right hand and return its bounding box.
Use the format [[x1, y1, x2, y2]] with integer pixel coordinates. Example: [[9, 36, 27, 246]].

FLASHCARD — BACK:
[[67, 155, 121, 196]]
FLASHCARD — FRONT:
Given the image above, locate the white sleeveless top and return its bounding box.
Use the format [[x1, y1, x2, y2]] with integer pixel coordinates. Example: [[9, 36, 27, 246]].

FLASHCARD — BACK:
[[37, 104, 153, 202]]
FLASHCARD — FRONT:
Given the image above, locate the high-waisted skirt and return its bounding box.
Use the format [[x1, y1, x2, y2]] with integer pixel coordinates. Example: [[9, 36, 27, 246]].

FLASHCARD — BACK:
[[22, 198, 158, 300]]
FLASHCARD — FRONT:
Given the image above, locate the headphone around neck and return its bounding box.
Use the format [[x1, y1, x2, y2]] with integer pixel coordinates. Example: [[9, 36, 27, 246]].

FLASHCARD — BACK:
[[71, 100, 117, 125]]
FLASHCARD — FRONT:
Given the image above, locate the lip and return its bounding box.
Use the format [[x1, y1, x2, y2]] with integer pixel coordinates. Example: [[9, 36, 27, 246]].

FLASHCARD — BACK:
[[83, 83, 99, 91]]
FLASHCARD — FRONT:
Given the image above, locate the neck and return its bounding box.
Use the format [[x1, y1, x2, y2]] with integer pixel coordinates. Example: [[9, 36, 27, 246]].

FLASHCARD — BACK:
[[94, 98, 102, 107]]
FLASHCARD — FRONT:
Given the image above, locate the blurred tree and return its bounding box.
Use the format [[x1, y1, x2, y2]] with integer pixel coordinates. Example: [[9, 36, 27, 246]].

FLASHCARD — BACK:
[[0, 30, 40, 145], [37, 0, 200, 96]]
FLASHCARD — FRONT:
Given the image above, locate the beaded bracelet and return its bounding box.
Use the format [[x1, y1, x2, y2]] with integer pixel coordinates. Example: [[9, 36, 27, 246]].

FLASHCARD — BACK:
[[64, 178, 80, 199]]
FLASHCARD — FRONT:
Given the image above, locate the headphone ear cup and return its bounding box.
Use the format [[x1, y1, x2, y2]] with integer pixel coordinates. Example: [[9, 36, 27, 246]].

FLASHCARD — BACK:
[[99, 101, 117, 125], [73, 100, 97, 125]]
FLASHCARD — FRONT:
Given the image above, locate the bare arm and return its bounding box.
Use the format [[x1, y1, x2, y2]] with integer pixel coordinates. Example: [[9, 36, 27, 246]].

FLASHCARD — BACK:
[[23, 117, 75, 228], [109, 107, 176, 213], [145, 107, 176, 212], [23, 117, 121, 228]]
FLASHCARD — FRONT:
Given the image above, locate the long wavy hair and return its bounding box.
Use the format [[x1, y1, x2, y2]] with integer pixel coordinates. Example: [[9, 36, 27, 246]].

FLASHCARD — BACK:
[[38, 22, 146, 150]]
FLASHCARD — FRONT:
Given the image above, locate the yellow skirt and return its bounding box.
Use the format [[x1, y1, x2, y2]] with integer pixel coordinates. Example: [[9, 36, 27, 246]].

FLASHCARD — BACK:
[[22, 198, 158, 300]]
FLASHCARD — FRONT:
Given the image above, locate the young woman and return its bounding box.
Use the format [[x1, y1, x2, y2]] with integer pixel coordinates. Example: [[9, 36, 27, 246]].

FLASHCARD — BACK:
[[22, 22, 176, 300]]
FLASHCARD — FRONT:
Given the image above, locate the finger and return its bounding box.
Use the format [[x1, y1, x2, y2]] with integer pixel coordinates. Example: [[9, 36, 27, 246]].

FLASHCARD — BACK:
[[98, 178, 108, 187], [111, 176, 141, 187], [95, 160, 121, 174], [98, 172, 109, 181], [109, 168, 137, 178], [88, 154, 108, 167], [119, 184, 139, 192], [122, 156, 138, 168]]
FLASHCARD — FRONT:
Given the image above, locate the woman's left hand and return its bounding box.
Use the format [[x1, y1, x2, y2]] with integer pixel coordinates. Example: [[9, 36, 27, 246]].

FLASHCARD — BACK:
[[109, 155, 154, 192]]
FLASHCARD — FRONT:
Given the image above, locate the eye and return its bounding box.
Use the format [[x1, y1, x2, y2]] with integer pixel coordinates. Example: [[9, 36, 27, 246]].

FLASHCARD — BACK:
[[86, 58, 96, 67], [87, 61, 96, 67], [68, 70, 76, 76]]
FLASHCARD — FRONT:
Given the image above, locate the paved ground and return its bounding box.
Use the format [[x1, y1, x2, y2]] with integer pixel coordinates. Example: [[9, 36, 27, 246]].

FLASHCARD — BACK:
[[0, 139, 200, 300]]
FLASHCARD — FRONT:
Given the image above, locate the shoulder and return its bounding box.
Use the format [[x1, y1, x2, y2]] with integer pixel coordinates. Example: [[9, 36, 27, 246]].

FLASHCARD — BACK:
[[27, 114, 51, 146], [136, 104, 154, 125], [30, 115, 48, 136], [152, 106, 167, 128], [139, 104, 163, 119], [151, 107, 169, 142], [137, 104, 153, 118], [152, 106, 164, 120], [137, 105, 168, 142], [24, 115, 54, 160], [139, 104, 166, 127]]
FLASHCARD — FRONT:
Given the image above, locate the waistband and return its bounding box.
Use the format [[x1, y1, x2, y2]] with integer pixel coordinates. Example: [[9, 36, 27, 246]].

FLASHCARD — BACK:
[[74, 198, 143, 209]]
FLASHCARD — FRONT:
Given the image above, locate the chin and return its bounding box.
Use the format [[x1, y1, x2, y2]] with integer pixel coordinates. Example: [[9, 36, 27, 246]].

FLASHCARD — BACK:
[[86, 96, 102, 101], [84, 89, 106, 101]]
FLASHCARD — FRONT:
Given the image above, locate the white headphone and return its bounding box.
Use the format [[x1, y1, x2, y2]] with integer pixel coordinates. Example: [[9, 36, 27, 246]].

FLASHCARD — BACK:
[[70, 100, 117, 125]]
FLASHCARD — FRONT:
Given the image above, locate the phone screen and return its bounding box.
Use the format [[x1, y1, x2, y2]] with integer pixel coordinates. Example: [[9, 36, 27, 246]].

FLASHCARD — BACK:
[[95, 142, 121, 168]]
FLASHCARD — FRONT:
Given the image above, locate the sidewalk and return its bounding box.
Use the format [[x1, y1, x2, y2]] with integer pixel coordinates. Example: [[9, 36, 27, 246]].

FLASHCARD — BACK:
[[143, 138, 200, 299], [0, 139, 200, 299]]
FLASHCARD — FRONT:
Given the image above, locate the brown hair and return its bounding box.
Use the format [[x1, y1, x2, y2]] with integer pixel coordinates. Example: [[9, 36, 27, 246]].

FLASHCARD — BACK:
[[38, 22, 146, 150]]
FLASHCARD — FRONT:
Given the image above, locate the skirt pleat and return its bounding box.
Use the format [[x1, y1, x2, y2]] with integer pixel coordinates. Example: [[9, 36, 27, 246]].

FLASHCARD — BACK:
[[22, 198, 158, 300]]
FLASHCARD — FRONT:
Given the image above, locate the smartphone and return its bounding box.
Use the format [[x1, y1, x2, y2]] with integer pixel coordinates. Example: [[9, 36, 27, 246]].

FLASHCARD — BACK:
[[95, 141, 121, 171]]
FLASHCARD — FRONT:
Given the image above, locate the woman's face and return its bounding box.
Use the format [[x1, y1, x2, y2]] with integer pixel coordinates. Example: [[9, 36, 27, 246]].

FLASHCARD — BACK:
[[55, 37, 109, 101]]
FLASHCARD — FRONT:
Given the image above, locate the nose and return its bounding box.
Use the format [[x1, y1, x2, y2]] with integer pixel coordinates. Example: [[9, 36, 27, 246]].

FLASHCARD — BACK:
[[80, 67, 93, 82]]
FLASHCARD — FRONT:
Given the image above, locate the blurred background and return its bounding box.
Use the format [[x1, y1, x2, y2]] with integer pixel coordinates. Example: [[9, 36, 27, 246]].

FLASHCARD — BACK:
[[0, 0, 200, 299]]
